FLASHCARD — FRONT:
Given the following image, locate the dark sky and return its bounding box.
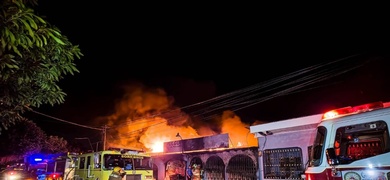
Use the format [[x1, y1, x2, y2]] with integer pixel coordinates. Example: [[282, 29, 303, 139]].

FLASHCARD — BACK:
[[25, 2, 390, 144]]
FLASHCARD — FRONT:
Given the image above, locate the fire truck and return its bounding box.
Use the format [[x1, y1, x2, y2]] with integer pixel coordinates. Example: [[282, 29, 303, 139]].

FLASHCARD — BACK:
[[304, 101, 390, 180], [250, 101, 390, 180], [72, 147, 153, 180], [25, 152, 77, 180]]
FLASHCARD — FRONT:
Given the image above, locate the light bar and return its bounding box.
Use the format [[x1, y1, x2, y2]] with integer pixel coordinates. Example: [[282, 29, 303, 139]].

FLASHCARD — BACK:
[[322, 101, 388, 120], [34, 158, 43, 162]]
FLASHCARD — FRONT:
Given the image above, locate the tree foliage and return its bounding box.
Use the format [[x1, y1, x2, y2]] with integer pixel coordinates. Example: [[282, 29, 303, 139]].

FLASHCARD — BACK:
[[0, 0, 83, 132], [42, 135, 68, 154], [0, 120, 69, 157], [0, 120, 46, 156]]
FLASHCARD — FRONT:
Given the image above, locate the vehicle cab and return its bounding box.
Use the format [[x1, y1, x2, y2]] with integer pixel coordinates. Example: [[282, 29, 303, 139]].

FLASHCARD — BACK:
[[304, 102, 390, 180]]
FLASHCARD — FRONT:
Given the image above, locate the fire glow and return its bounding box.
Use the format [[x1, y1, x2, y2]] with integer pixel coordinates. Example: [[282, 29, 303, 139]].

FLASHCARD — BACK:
[[100, 84, 259, 153], [151, 141, 164, 153]]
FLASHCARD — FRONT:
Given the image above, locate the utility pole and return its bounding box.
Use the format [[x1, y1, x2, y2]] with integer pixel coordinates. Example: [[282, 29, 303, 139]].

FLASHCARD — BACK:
[[102, 125, 108, 151]]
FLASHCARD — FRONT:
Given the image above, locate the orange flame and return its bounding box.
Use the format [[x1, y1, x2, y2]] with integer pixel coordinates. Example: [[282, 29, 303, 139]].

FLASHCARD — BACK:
[[101, 83, 258, 152]]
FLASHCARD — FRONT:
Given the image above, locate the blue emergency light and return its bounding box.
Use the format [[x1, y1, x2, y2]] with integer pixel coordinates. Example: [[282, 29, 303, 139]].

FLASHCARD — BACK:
[[27, 153, 45, 164]]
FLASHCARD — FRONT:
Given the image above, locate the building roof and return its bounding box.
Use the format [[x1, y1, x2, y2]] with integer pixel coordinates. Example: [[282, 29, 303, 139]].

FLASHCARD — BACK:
[[250, 114, 323, 137]]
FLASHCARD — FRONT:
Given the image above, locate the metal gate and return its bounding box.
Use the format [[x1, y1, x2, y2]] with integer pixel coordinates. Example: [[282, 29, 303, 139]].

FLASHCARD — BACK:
[[226, 154, 256, 180], [204, 156, 225, 180]]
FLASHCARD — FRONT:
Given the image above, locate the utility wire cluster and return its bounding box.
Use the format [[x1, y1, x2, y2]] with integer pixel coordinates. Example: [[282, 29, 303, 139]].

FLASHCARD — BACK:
[[31, 54, 367, 138], [123, 53, 366, 136]]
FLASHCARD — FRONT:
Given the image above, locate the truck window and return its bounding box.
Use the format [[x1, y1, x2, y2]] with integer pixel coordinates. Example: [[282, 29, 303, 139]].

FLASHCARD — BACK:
[[94, 153, 101, 168], [132, 156, 152, 170], [103, 154, 153, 170], [103, 155, 122, 170], [309, 126, 326, 167], [79, 157, 85, 169], [47, 160, 66, 173], [86, 156, 91, 169], [334, 120, 389, 164]]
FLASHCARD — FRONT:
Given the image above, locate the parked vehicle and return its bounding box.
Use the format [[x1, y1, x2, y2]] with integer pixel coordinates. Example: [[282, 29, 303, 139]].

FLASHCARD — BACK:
[[73, 147, 154, 180], [0, 163, 36, 180], [251, 101, 390, 180], [25, 152, 77, 180], [305, 101, 390, 180]]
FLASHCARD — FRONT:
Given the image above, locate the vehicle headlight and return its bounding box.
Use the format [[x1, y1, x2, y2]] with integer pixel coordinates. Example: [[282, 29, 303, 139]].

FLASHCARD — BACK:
[[6, 173, 21, 180]]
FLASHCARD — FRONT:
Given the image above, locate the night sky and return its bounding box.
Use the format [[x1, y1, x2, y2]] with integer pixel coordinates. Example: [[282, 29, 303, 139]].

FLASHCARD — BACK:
[[24, 2, 390, 145]]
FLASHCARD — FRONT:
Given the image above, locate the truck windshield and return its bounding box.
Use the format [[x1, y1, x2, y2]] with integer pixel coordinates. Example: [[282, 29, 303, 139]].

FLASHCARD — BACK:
[[309, 126, 326, 167], [333, 120, 389, 164], [103, 154, 152, 170]]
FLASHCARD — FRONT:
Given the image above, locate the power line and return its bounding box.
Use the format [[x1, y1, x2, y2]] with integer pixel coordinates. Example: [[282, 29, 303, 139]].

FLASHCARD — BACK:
[[124, 53, 363, 124], [29, 108, 109, 150], [119, 53, 367, 137], [28, 53, 367, 141], [28, 108, 103, 131], [184, 54, 365, 119]]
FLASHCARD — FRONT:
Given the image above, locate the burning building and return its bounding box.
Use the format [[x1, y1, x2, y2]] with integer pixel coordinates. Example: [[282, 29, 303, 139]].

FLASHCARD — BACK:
[[92, 83, 260, 179], [151, 133, 259, 180]]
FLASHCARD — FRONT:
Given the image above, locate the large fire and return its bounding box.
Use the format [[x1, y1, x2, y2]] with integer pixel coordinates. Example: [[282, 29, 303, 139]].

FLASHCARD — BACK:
[[99, 83, 258, 153]]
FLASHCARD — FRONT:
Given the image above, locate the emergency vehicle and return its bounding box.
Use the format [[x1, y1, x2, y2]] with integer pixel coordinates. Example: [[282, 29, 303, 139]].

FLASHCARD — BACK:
[[25, 152, 77, 180], [304, 101, 390, 180], [73, 147, 153, 180]]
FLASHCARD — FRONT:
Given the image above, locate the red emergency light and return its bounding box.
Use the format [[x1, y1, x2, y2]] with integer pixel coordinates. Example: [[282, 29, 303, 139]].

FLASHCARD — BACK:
[[322, 101, 388, 120], [49, 173, 61, 179]]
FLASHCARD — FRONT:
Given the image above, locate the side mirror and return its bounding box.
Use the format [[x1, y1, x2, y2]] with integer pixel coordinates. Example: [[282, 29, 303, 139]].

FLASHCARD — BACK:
[[326, 148, 339, 165]]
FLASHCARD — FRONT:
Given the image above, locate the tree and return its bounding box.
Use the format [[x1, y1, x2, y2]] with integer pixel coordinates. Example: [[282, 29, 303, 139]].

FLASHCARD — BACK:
[[0, 120, 70, 165], [0, 120, 46, 156], [42, 135, 68, 154], [0, 0, 83, 132]]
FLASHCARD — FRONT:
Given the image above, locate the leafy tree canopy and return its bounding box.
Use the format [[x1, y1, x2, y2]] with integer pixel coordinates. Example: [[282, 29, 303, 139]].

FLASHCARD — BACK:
[[0, 0, 83, 132], [0, 120, 46, 156], [42, 135, 68, 154], [0, 120, 70, 164]]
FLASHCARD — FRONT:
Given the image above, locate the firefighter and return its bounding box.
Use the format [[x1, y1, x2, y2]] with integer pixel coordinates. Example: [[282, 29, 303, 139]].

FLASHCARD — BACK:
[[108, 167, 126, 180]]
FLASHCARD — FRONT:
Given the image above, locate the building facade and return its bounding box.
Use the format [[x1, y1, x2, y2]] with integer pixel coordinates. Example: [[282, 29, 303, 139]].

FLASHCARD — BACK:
[[151, 134, 258, 180]]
